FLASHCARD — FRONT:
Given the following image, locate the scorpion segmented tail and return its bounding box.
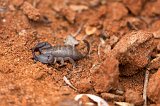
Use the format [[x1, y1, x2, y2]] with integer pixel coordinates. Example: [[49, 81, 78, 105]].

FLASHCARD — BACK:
[[82, 40, 90, 57]]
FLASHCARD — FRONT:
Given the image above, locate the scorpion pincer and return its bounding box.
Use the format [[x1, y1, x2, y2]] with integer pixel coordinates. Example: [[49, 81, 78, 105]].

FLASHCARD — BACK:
[[31, 40, 90, 68]]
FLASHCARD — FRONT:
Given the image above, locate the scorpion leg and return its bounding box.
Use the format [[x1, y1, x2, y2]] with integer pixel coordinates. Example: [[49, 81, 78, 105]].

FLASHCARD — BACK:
[[53, 57, 57, 64], [64, 57, 76, 68], [57, 57, 65, 66]]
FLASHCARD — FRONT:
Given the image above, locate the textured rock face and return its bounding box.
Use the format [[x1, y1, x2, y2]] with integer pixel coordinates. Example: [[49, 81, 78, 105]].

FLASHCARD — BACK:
[[125, 89, 144, 105], [110, 31, 156, 76], [147, 69, 160, 103], [141, 0, 160, 17], [123, 0, 145, 15], [91, 57, 119, 93], [106, 2, 128, 20], [148, 57, 160, 70], [21, 2, 41, 21]]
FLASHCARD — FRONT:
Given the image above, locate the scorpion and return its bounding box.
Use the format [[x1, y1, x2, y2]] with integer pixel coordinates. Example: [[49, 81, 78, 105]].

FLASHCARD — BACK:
[[31, 40, 90, 68]]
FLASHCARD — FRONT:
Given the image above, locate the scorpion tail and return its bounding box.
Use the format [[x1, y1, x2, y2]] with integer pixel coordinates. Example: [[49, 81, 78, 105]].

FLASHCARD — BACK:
[[82, 40, 90, 57]]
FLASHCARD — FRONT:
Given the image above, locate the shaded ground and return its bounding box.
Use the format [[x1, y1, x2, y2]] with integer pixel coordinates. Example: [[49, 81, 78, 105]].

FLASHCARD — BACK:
[[0, 0, 160, 106]]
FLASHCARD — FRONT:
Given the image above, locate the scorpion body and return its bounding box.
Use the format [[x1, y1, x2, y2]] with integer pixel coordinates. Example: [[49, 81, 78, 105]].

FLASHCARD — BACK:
[[31, 40, 90, 67]]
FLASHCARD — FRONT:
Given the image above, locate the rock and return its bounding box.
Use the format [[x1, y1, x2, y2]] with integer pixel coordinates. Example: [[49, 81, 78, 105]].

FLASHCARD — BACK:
[[75, 78, 92, 93], [157, 42, 160, 51], [141, 0, 160, 17], [148, 57, 160, 70], [11, 0, 24, 7], [149, 20, 160, 39], [110, 31, 156, 76], [85, 26, 97, 35], [101, 93, 124, 102], [60, 7, 76, 24], [103, 19, 121, 33], [58, 98, 79, 106], [125, 89, 144, 105], [123, 0, 145, 15], [147, 69, 160, 103], [107, 35, 119, 47], [150, 20, 160, 32], [21, 2, 41, 21], [89, 0, 101, 7], [33, 71, 47, 80], [153, 31, 160, 39], [91, 56, 119, 93], [106, 2, 128, 20], [124, 16, 148, 30], [69, 5, 88, 12]]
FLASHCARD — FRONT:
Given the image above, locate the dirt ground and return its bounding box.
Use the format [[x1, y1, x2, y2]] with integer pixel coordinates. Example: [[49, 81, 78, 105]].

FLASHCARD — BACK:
[[0, 0, 160, 106]]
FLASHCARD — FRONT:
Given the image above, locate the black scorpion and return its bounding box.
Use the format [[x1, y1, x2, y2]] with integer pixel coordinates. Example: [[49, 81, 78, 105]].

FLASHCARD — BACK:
[[31, 40, 90, 67]]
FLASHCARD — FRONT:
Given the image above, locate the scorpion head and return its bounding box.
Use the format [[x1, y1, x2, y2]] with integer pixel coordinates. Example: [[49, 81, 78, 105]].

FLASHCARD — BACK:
[[35, 53, 55, 64], [31, 42, 54, 64]]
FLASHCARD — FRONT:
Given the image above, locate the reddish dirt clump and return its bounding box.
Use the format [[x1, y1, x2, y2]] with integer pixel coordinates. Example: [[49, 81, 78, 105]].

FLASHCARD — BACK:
[[125, 89, 144, 105], [147, 69, 160, 104], [91, 57, 119, 93], [21, 1, 41, 21], [111, 31, 156, 76]]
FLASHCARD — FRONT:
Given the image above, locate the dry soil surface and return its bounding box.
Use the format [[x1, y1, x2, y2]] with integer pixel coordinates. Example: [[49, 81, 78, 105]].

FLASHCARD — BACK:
[[0, 0, 160, 106]]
